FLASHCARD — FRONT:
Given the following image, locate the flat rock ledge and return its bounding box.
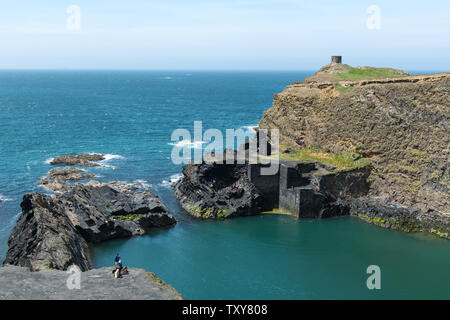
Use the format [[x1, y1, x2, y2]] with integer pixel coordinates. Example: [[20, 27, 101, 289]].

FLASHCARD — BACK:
[[0, 265, 182, 300], [39, 167, 96, 192], [50, 153, 105, 167]]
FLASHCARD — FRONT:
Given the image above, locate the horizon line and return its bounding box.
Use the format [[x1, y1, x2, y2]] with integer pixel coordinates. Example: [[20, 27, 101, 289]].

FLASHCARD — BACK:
[[0, 68, 447, 73]]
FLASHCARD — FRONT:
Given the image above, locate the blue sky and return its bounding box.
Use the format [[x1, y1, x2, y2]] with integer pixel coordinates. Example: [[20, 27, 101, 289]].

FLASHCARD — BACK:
[[0, 0, 449, 70]]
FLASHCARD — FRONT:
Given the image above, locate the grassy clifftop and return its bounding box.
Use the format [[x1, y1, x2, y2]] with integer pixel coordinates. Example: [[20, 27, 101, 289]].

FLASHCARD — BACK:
[[304, 63, 409, 82]]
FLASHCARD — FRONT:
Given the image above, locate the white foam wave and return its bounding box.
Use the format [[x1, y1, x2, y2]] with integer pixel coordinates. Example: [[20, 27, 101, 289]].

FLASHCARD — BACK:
[[0, 194, 12, 202], [44, 157, 54, 165], [101, 154, 125, 161], [168, 140, 207, 149], [93, 153, 125, 169], [160, 174, 183, 187], [96, 163, 117, 170], [240, 125, 258, 133], [134, 179, 152, 189]]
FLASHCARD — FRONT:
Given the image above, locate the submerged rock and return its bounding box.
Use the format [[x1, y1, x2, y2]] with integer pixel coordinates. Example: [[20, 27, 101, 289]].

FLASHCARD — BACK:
[[50, 154, 105, 167], [3, 180, 177, 271], [39, 167, 95, 191]]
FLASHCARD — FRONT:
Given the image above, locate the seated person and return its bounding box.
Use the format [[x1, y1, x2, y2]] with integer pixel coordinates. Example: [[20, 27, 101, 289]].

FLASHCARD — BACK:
[[114, 260, 128, 278]]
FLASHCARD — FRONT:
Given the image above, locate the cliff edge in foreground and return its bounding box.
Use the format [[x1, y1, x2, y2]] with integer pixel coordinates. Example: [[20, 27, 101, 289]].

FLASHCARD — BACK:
[[0, 265, 182, 300]]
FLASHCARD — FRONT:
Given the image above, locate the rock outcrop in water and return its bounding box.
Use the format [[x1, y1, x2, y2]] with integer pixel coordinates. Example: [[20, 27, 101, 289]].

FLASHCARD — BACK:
[[4, 180, 177, 271], [174, 152, 265, 219], [39, 167, 96, 192], [4, 192, 91, 271], [50, 153, 105, 167], [174, 155, 370, 221]]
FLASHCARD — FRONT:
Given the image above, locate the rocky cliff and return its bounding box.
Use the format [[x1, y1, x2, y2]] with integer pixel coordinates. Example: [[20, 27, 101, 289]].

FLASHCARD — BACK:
[[4, 153, 177, 271], [174, 151, 265, 219], [259, 68, 449, 237], [4, 181, 176, 271]]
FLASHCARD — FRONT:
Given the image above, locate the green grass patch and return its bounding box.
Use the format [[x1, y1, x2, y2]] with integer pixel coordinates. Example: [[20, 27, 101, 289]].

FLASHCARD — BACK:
[[430, 228, 449, 239], [260, 208, 291, 215], [399, 165, 420, 173], [407, 147, 427, 157], [112, 213, 147, 221], [147, 272, 171, 289], [431, 170, 441, 179], [217, 209, 229, 219], [361, 213, 387, 224], [186, 205, 213, 218], [333, 82, 355, 93], [279, 145, 370, 172], [336, 66, 408, 81]]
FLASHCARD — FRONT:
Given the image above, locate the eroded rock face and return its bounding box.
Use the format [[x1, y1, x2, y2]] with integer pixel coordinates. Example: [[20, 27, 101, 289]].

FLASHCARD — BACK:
[[3, 193, 91, 271], [348, 198, 449, 239], [259, 73, 450, 216], [50, 154, 105, 167], [3, 181, 177, 271], [62, 181, 177, 243], [174, 157, 264, 219]]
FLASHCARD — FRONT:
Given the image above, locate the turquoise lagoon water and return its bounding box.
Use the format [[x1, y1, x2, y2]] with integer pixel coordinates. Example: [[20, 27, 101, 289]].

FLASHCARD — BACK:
[[0, 70, 448, 299]]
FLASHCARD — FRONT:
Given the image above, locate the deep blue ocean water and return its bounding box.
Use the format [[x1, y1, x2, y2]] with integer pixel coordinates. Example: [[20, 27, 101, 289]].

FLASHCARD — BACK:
[[0, 70, 448, 299]]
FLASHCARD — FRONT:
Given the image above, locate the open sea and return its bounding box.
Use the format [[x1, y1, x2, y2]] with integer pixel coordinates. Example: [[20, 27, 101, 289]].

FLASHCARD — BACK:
[[0, 70, 448, 299]]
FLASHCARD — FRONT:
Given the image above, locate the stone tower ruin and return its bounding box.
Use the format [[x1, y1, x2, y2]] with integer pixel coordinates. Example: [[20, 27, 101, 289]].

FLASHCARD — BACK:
[[331, 56, 342, 64]]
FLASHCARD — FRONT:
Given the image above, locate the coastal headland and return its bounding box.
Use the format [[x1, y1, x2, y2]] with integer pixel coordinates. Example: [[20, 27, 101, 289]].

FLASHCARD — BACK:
[[174, 61, 449, 239]]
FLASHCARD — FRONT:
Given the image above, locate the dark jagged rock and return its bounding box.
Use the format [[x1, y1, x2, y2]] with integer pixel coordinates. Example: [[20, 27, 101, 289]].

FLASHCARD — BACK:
[[3, 193, 91, 272], [50, 154, 105, 167], [348, 198, 449, 238], [174, 153, 264, 219], [3, 180, 177, 271], [62, 181, 177, 243], [39, 167, 95, 192]]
